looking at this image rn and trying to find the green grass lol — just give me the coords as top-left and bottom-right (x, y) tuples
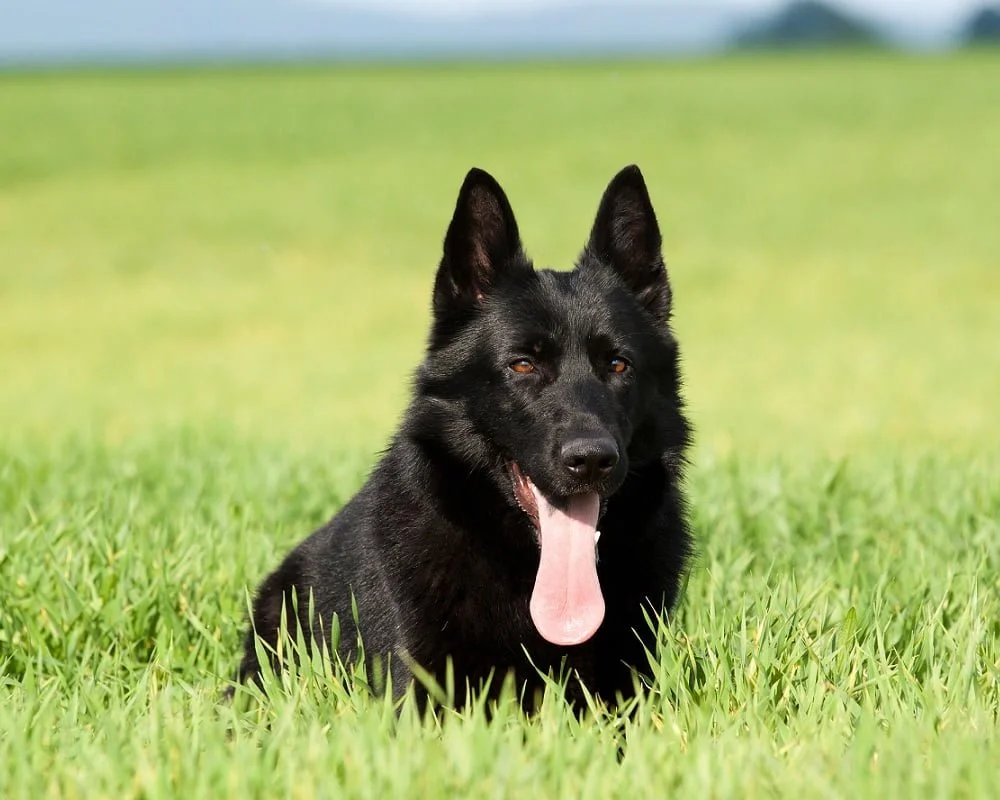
(2, 52), (999, 797)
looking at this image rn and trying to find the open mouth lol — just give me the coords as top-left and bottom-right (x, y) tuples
(509, 462), (606, 647)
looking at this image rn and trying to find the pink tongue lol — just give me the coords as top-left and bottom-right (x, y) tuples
(528, 484), (605, 646)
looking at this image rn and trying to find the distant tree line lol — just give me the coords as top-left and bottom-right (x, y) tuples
(735, 1), (1000, 48)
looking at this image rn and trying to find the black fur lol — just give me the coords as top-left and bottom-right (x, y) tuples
(237, 165), (691, 707)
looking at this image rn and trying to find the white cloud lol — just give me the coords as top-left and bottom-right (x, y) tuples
(308, 0), (984, 24)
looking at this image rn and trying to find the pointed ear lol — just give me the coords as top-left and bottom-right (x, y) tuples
(433, 168), (526, 315)
(586, 165), (671, 319)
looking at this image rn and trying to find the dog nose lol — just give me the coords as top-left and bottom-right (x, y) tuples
(560, 436), (619, 483)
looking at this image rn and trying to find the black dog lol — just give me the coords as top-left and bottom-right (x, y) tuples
(237, 165), (691, 707)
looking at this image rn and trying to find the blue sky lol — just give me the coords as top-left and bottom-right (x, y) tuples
(0, 0), (987, 64)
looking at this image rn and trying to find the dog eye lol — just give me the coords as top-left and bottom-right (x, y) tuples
(510, 359), (536, 374)
(609, 356), (630, 374)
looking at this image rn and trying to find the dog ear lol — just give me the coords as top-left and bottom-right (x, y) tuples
(434, 168), (526, 315)
(586, 165), (671, 320)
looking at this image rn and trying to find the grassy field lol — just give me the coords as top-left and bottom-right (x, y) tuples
(1, 53), (999, 797)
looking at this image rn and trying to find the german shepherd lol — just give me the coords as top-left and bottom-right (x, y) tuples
(237, 165), (691, 707)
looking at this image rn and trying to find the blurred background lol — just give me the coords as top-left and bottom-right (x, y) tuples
(2, 1), (998, 458)
(3, 1), (999, 63)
